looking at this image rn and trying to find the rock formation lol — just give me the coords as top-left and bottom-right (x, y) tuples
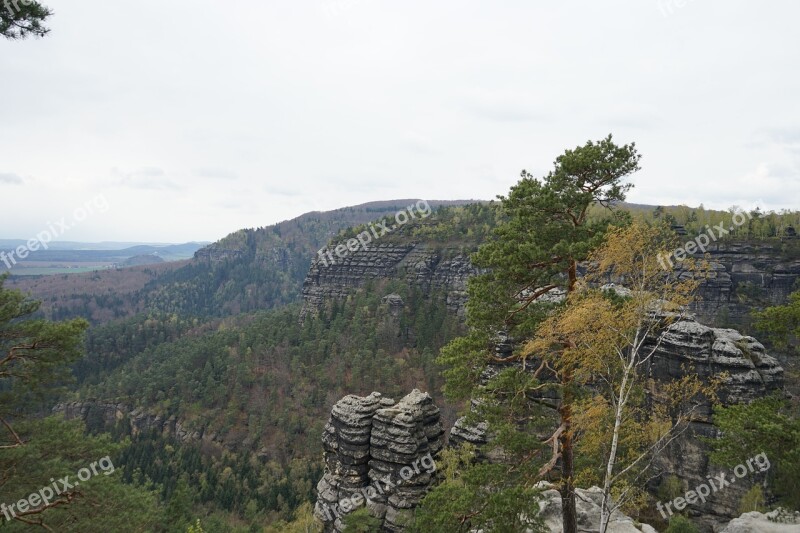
(449, 313), (785, 529)
(301, 241), (479, 320)
(689, 241), (800, 326)
(719, 510), (800, 533)
(313, 390), (444, 532)
(644, 318), (784, 528)
(54, 401), (216, 446)
(536, 483), (658, 533)
(301, 236), (800, 328)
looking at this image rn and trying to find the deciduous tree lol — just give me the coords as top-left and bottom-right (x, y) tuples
(524, 222), (715, 532)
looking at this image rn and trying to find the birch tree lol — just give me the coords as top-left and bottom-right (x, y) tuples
(524, 222), (717, 533)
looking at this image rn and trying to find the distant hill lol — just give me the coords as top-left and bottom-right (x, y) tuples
(8, 200), (480, 322)
(0, 241), (207, 266)
(0, 239), (209, 251)
(122, 254), (166, 267)
(17, 198), (789, 324)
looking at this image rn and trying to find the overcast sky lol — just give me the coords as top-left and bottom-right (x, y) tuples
(1, 1), (799, 242)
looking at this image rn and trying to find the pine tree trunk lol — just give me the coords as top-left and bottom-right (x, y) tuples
(560, 398), (577, 533)
(561, 259), (579, 533)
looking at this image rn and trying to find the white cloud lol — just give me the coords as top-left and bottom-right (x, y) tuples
(0, 0), (798, 241)
(112, 167), (182, 191)
(0, 173), (23, 185)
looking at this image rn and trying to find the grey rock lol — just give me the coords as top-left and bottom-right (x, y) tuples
(720, 510), (800, 533)
(301, 241), (479, 320)
(535, 483), (658, 533)
(314, 389), (443, 532)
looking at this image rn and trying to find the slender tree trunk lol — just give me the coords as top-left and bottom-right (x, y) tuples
(601, 334), (639, 533)
(600, 366), (628, 533)
(561, 259), (579, 533)
(560, 387), (577, 533)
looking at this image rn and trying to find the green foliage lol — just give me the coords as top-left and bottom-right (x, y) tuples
(71, 281), (462, 525)
(753, 290), (800, 350)
(343, 507), (382, 532)
(739, 485), (767, 515)
(624, 204), (800, 241)
(76, 312), (200, 385)
(264, 501), (321, 532)
(187, 519), (205, 533)
(0, 273), (89, 420)
(705, 396), (800, 509)
(657, 475), (684, 503)
(664, 514), (699, 533)
(428, 135), (641, 531)
(411, 446), (544, 533)
(466, 134), (637, 341)
(116, 429), (322, 526)
(0, 0), (51, 39)
(0, 417), (163, 531)
(0, 276), (165, 530)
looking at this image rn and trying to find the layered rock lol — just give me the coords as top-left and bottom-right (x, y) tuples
(644, 318), (785, 528)
(685, 241), (800, 326)
(302, 236), (800, 329)
(450, 314), (785, 528)
(536, 483), (658, 533)
(720, 510), (800, 533)
(301, 242), (478, 320)
(54, 401), (211, 445)
(314, 390), (443, 532)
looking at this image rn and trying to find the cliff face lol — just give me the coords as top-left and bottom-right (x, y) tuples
(313, 390), (444, 532)
(690, 241), (800, 325)
(644, 317), (784, 525)
(54, 401), (218, 446)
(448, 314), (785, 529)
(301, 241), (478, 320)
(302, 237), (800, 330)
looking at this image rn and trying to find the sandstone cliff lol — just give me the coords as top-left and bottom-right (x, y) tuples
(313, 390), (444, 532)
(301, 241), (478, 320)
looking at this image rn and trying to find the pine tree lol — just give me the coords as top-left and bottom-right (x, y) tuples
(434, 135), (640, 532)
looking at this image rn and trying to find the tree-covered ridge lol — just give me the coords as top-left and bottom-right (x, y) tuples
(335, 202), (497, 248)
(79, 283), (460, 453)
(614, 203), (800, 241)
(13, 200), (480, 324)
(56, 279), (464, 529)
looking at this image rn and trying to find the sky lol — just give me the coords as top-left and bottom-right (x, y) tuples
(1, 0), (799, 243)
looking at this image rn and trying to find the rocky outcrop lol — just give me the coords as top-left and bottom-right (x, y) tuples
(449, 314), (786, 528)
(303, 237), (800, 329)
(381, 293), (405, 316)
(646, 318), (784, 407)
(645, 318), (784, 527)
(301, 242), (478, 320)
(193, 245), (246, 263)
(313, 390), (444, 532)
(54, 401), (213, 445)
(536, 483), (658, 533)
(686, 241), (800, 326)
(720, 510), (800, 532)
